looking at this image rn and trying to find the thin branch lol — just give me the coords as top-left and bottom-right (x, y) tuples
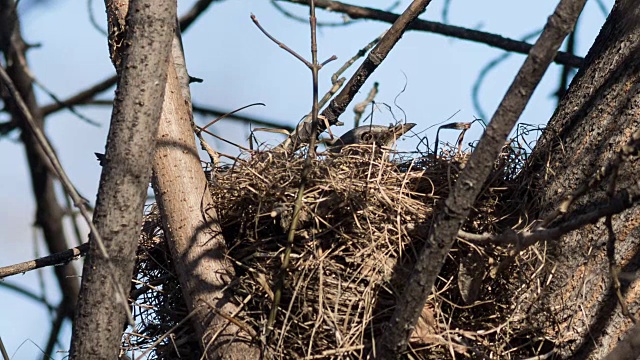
(538, 124), (640, 229)
(178, 0), (218, 31)
(496, 190), (638, 250)
(0, 242), (88, 279)
(271, 0), (353, 27)
(39, 0), (218, 117)
(251, 14), (313, 68)
(40, 75), (117, 116)
(43, 302), (67, 359)
(353, 82), (378, 128)
(281, 31), (384, 148)
(267, 0), (327, 336)
(0, 281), (56, 311)
(0, 0), (81, 319)
(0, 65), (133, 324)
(0, 337), (8, 360)
(195, 103), (295, 130)
(284, 0), (584, 68)
(472, 29), (543, 120)
(198, 102), (266, 131)
(87, 0), (108, 36)
(376, 0), (587, 357)
(282, 0), (435, 151)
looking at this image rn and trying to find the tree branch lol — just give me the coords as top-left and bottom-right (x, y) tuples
(38, 0), (218, 117)
(69, 0), (176, 357)
(0, 243), (88, 279)
(282, 0), (434, 151)
(284, 0), (584, 68)
(0, 0), (80, 320)
(375, 0), (587, 357)
(193, 103), (295, 131)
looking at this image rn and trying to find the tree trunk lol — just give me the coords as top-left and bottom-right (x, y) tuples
(69, 0), (175, 358)
(526, 0), (640, 357)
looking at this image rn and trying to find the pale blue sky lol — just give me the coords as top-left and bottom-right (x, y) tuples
(0, 0), (611, 358)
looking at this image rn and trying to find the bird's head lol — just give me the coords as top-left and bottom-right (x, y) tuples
(328, 123), (416, 153)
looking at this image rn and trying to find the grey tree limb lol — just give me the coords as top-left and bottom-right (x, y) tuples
(285, 0), (584, 68)
(374, 0), (588, 357)
(68, 0), (176, 358)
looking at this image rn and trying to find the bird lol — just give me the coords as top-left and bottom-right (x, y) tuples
(328, 123), (416, 153)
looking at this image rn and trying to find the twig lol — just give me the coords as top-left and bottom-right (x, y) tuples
(285, 0), (584, 68)
(31, 76), (101, 126)
(178, 0), (217, 32)
(487, 189), (640, 276)
(260, 0), (332, 337)
(472, 29), (543, 120)
(283, 0), (435, 152)
(0, 66), (134, 324)
(251, 14), (313, 68)
(194, 103), (294, 130)
(0, 337), (9, 360)
(43, 302), (67, 359)
(40, 75), (117, 115)
(271, 0), (352, 27)
(39, 0), (217, 117)
(0, 282), (56, 312)
(353, 82), (378, 127)
(87, 0), (108, 36)
(196, 125), (252, 152)
(281, 31), (384, 149)
(376, 0), (587, 357)
(66, 99), (294, 131)
(0, 242), (89, 279)
(331, 31), (384, 86)
(199, 102), (266, 131)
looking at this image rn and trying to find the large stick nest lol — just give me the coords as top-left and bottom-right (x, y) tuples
(124, 143), (552, 359)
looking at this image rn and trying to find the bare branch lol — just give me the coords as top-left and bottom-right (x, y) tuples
(376, 0), (587, 357)
(39, 0), (218, 117)
(0, 0), (80, 319)
(251, 13), (313, 68)
(69, 0), (176, 357)
(283, 0), (434, 151)
(179, 0), (217, 31)
(353, 82), (378, 127)
(40, 75), (117, 116)
(194, 103), (294, 130)
(0, 281), (55, 311)
(284, 0), (584, 68)
(0, 243), (88, 279)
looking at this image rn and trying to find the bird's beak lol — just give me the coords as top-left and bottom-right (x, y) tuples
(392, 123), (416, 137)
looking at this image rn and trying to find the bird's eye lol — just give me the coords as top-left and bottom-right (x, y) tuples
(361, 132), (373, 143)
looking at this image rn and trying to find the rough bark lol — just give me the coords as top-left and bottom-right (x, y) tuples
(102, 0), (259, 358)
(68, 0), (175, 358)
(376, 0), (587, 357)
(526, 0), (640, 358)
